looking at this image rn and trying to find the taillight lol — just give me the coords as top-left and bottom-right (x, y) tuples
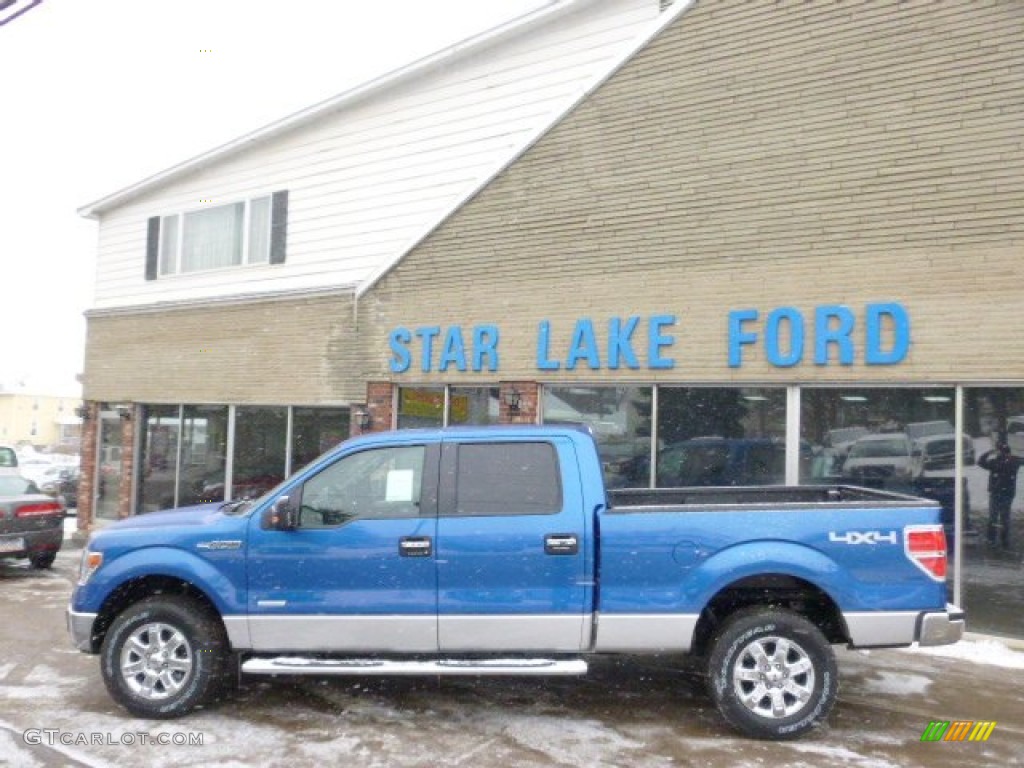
(905, 524), (947, 581)
(15, 501), (64, 518)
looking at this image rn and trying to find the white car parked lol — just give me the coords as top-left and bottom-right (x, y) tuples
(842, 433), (914, 487)
(910, 433), (976, 477)
(16, 456), (57, 487)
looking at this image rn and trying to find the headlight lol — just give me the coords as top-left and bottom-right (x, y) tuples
(78, 550), (103, 585)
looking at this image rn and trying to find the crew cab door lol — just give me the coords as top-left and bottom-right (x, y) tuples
(246, 440), (440, 652)
(435, 437), (589, 652)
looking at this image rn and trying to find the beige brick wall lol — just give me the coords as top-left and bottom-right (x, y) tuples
(362, 0), (1024, 385)
(83, 292), (363, 404)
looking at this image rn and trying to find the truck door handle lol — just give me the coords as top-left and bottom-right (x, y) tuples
(544, 534), (578, 555)
(399, 537), (432, 557)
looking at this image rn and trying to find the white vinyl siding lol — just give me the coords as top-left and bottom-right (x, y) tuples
(87, 0), (660, 310)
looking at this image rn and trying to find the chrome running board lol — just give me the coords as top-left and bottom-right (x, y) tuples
(241, 656), (588, 677)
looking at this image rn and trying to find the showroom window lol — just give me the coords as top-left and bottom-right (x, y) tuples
(137, 405), (182, 513)
(656, 387), (786, 488)
(396, 386), (500, 428)
(232, 406), (287, 501)
(397, 387), (445, 429)
(136, 404), (350, 512)
(449, 387), (500, 426)
(800, 388), (957, 489)
(176, 405), (229, 507)
(962, 386), (1024, 639)
(292, 407), (350, 470)
(543, 386), (652, 489)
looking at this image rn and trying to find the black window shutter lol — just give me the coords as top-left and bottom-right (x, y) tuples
(145, 216), (160, 280)
(270, 190), (288, 265)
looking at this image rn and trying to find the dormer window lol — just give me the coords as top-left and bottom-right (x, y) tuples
(145, 190), (287, 279)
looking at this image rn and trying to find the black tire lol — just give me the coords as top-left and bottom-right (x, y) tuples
(707, 608), (837, 740)
(28, 551), (56, 569)
(100, 595), (229, 718)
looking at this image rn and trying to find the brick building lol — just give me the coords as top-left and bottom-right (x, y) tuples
(77, 1), (1024, 638)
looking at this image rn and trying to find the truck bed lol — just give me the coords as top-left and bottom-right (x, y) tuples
(607, 484), (940, 510)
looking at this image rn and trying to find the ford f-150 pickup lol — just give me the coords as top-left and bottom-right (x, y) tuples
(68, 425), (964, 739)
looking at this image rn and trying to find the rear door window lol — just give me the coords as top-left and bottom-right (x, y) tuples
(450, 442), (562, 516)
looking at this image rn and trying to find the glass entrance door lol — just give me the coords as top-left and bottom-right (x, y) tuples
(95, 413), (125, 520)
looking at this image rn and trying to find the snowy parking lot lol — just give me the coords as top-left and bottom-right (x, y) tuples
(1, 547), (1022, 768)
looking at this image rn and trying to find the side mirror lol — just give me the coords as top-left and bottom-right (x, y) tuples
(263, 495), (299, 531)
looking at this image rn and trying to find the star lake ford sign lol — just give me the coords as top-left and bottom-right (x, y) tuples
(387, 302), (910, 374)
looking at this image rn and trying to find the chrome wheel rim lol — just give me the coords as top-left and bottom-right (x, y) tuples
(120, 622), (194, 700)
(731, 635), (816, 719)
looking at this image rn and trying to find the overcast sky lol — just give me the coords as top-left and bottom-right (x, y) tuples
(0, 0), (547, 396)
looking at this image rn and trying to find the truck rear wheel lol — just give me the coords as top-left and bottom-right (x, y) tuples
(100, 595), (229, 718)
(707, 608), (837, 740)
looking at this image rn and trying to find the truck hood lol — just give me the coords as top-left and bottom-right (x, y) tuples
(102, 504), (229, 531)
(90, 503), (252, 556)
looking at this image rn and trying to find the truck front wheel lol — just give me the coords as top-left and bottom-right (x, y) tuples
(100, 595), (228, 718)
(708, 608), (837, 740)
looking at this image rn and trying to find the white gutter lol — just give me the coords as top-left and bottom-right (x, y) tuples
(84, 283), (358, 318)
(77, 0), (573, 219)
(354, 0), (697, 299)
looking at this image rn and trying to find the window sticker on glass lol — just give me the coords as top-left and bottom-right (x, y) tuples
(386, 469), (415, 502)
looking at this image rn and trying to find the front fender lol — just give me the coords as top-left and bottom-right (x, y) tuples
(73, 546), (244, 616)
(684, 540), (845, 611)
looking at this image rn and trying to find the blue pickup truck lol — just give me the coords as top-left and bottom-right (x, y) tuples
(68, 425), (963, 740)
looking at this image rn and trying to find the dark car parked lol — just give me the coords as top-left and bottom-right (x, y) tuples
(656, 437), (789, 487)
(41, 466), (80, 510)
(0, 471), (65, 568)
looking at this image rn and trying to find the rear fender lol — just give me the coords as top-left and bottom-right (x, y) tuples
(684, 541), (844, 611)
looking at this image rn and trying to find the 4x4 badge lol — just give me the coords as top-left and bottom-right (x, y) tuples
(829, 530), (898, 545)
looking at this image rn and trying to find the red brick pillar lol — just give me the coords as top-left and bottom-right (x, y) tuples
(117, 407), (136, 519)
(353, 381), (395, 435)
(500, 381), (540, 425)
(76, 402), (98, 540)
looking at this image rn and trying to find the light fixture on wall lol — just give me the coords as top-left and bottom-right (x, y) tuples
(75, 404), (90, 421)
(504, 388), (522, 413)
(114, 404), (133, 421)
(356, 410), (372, 430)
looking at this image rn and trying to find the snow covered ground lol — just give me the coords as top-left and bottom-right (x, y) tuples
(1, 550), (1022, 768)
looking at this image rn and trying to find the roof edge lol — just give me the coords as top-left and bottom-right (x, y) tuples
(77, 0), (574, 219)
(85, 283), (357, 318)
(354, 0), (697, 300)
